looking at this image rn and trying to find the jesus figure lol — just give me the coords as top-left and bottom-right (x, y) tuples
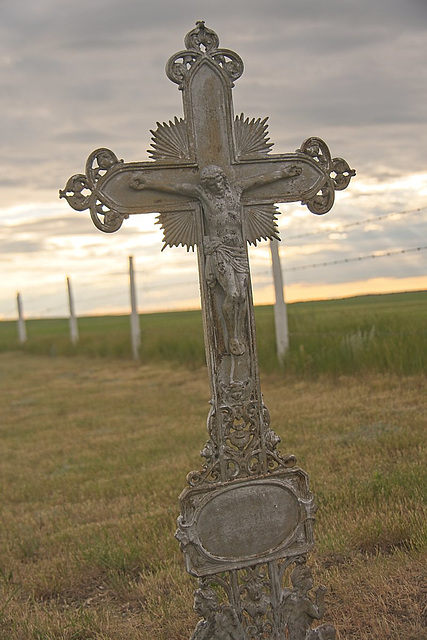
(129, 163), (301, 355)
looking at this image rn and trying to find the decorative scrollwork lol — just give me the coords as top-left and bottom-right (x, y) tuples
(302, 184), (335, 216)
(219, 387), (262, 480)
(187, 463), (221, 488)
(59, 148), (126, 233)
(262, 404), (297, 470)
(166, 21), (244, 89)
(298, 137), (332, 172)
(331, 157), (356, 190)
(166, 51), (202, 87)
(90, 199), (127, 234)
(297, 138), (355, 215)
(186, 390), (296, 487)
(59, 174), (92, 211)
(85, 148), (121, 185)
(211, 49), (244, 82)
(187, 427), (221, 487)
(184, 21), (220, 52)
(187, 555), (333, 640)
(186, 377), (296, 486)
(241, 565), (272, 636)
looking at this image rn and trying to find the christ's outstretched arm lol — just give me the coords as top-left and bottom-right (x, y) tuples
(129, 174), (198, 198)
(239, 164), (302, 193)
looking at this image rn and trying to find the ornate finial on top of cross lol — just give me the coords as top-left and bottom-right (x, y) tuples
(185, 21), (220, 52)
(166, 20), (244, 88)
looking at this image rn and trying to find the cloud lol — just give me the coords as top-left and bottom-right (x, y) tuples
(0, 0), (426, 317)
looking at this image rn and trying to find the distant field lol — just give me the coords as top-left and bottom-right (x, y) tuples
(1, 291), (426, 375)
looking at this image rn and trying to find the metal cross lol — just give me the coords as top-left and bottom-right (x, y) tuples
(60, 21), (354, 640)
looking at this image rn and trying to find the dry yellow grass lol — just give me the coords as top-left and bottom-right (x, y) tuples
(0, 352), (425, 639)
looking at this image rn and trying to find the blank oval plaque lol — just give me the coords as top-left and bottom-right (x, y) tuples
(197, 482), (299, 559)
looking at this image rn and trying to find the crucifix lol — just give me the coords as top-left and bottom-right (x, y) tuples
(60, 22), (354, 640)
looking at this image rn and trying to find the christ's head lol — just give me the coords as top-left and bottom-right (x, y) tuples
(200, 165), (228, 197)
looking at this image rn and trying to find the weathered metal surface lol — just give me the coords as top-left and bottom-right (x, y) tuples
(60, 20), (355, 639)
(177, 468), (315, 577)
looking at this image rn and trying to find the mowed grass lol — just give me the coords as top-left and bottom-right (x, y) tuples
(0, 292), (426, 638)
(0, 290), (426, 375)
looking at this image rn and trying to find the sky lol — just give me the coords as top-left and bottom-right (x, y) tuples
(1, 0), (426, 320)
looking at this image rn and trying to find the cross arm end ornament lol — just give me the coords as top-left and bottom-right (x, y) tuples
(296, 137), (356, 215)
(59, 148), (127, 233)
(238, 137), (355, 217)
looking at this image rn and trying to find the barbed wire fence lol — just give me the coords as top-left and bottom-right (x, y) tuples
(3, 204), (427, 358)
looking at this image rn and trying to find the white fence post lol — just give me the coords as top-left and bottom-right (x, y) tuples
(67, 276), (79, 345)
(129, 256), (141, 360)
(16, 292), (27, 344)
(269, 240), (289, 364)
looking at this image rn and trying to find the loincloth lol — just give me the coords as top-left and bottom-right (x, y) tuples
(204, 239), (249, 286)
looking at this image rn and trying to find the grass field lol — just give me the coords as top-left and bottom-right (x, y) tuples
(1, 291), (426, 376)
(0, 292), (426, 639)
